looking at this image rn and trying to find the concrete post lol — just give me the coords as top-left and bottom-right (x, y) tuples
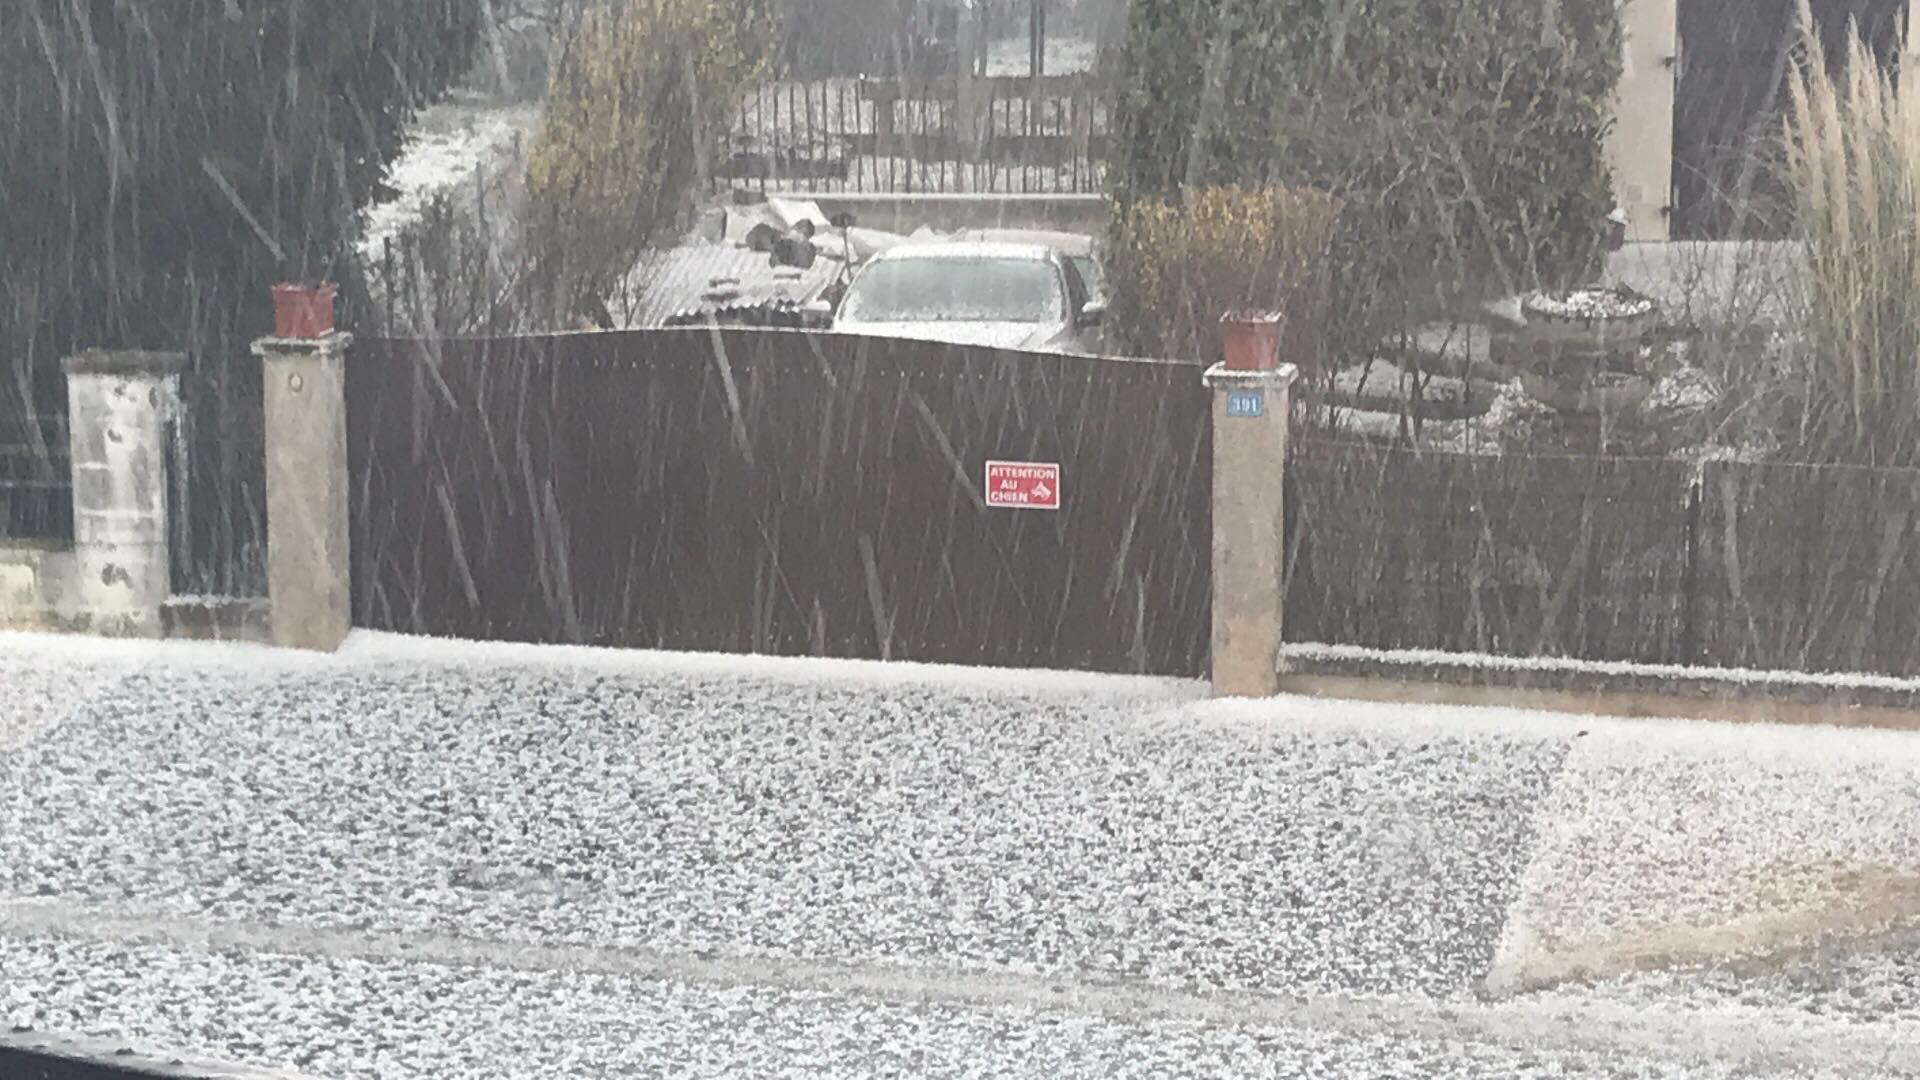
(61, 350), (184, 636)
(1202, 361), (1298, 697)
(253, 332), (352, 651)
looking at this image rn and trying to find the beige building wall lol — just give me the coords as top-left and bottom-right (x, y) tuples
(1910, 0), (1920, 70)
(1608, 0), (1679, 241)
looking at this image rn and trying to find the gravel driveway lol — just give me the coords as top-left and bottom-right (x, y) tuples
(2, 632), (1915, 1078)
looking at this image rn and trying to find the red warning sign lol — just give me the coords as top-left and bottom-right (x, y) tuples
(985, 460), (1061, 510)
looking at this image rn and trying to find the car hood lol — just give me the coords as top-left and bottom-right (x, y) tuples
(833, 320), (1066, 351)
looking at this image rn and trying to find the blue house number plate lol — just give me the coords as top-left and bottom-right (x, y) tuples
(1226, 389), (1264, 418)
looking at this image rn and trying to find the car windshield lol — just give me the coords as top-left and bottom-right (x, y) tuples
(840, 256), (1064, 323)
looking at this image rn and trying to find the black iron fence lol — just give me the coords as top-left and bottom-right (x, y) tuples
(0, 381), (264, 594)
(0, 413), (72, 542)
(167, 361), (268, 599)
(720, 75), (1108, 194)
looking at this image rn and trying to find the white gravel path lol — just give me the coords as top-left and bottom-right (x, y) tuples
(3, 934), (1887, 1080)
(3, 631), (1917, 1078)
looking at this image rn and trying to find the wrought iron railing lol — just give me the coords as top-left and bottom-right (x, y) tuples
(0, 413), (73, 542)
(719, 74), (1108, 195)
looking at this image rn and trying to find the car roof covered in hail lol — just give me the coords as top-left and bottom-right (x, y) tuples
(863, 241), (1062, 265)
(950, 229), (1096, 256)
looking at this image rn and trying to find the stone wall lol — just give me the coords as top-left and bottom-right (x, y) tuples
(0, 351), (182, 636)
(0, 541), (78, 631)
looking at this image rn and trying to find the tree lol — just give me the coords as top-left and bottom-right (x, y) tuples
(0, 0), (482, 587)
(524, 0), (770, 317)
(1110, 0), (1621, 358)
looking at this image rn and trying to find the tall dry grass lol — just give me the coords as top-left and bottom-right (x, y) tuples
(1783, 0), (1920, 467)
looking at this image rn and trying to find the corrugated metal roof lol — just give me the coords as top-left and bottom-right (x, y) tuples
(617, 243), (844, 327)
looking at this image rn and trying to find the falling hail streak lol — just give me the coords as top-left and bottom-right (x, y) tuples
(859, 533), (893, 661)
(199, 157), (286, 262)
(704, 326), (753, 467)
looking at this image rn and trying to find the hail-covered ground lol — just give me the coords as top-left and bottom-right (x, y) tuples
(2, 632), (1917, 1078)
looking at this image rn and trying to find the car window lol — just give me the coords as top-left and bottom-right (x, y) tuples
(839, 257), (1066, 323)
(1061, 256), (1090, 314)
(1067, 255), (1104, 301)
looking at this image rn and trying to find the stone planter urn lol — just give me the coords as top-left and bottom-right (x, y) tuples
(1518, 367), (1654, 414)
(1514, 286), (1657, 415)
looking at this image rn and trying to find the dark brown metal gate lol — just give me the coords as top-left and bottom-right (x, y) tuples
(346, 329), (1212, 676)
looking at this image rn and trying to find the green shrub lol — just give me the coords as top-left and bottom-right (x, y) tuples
(1110, 0), (1621, 362)
(1105, 186), (1340, 373)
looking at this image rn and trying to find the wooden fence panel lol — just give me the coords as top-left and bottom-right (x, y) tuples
(1286, 442), (1694, 664)
(346, 329), (1211, 676)
(1697, 461), (1920, 676)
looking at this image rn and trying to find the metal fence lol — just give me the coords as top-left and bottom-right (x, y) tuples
(0, 413), (73, 542)
(167, 363), (268, 598)
(346, 328), (1210, 676)
(720, 75), (1108, 194)
(1287, 440), (1920, 678)
(1695, 459), (1920, 676)
(1, 381), (265, 593)
(342, 336), (1919, 681)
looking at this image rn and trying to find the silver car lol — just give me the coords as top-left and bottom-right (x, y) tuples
(830, 241), (1106, 353)
(948, 228), (1105, 307)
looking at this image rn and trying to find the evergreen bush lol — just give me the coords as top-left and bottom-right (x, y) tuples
(1108, 0), (1622, 365)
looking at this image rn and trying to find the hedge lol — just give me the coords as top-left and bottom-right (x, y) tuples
(1105, 186), (1340, 372)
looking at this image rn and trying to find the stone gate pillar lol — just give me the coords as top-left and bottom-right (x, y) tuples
(1202, 359), (1298, 697)
(61, 350), (184, 636)
(254, 332), (352, 651)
